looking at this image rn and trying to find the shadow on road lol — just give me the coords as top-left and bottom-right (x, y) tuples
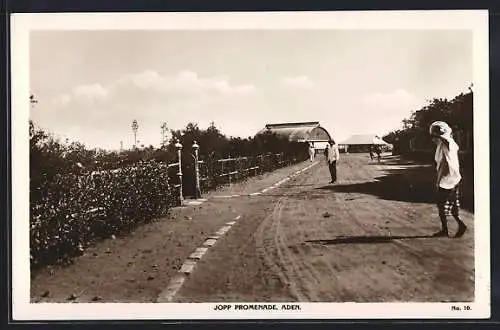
(283, 183), (318, 187)
(318, 168), (435, 204)
(367, 155), (422, 166)
(317, 161), (474, 212)
(306, 234), (440, 245)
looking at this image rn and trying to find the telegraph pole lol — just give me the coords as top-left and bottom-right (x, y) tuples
(30, 94), (38, 108)
(132, 119), (138, 148)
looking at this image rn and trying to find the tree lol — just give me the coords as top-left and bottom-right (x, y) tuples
(161, 122), (168, 148)
(384, 89), (473, 154)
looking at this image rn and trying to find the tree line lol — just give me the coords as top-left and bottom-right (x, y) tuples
(383, 89), (473, 156)
(30, 120), (308, 184)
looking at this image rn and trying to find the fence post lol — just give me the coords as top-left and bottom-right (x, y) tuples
(228, 156), (232, 186)
(175, 139), (184, 204)
(192, 141), (201, 199)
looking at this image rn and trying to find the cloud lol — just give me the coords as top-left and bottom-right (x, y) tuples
(108, 70), (257, 96)
(34, 70), (260, 148)
(117, 70), (166, 91)
(50, 70), (258, 107)
(44, 69), (258, 120)
(281, 76), (315, 89)
(175, 70), (256, 95)
(73, 83), (109, 99)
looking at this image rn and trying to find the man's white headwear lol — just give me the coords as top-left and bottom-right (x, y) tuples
(429, 121), (453, 143)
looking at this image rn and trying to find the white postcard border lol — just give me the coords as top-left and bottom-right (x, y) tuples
(11, 10), (490, 320)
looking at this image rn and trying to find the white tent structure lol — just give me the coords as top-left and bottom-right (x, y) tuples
(339, 134), (392, 153)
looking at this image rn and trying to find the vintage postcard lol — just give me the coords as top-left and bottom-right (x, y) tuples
(11, 10), (490, 320)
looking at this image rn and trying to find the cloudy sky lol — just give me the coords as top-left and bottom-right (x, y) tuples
(30, 29), (472, 150)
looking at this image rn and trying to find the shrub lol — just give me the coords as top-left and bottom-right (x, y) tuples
(30, 160), (174, 268)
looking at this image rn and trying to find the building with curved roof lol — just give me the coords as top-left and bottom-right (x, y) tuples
(257, 121), (332, 144)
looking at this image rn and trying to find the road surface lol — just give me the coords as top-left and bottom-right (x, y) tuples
(31, 153), (474, 303)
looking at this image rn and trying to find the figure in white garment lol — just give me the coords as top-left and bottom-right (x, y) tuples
(429, 121), (467, 238)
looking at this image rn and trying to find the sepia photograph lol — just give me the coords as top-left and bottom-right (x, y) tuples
(11, 10), (490, 320)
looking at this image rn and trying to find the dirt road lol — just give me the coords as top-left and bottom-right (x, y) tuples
(31, 154), (474, 303)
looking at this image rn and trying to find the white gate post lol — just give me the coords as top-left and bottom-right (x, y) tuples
(175, 139), (183, 204)
(192, 141), (201, 199)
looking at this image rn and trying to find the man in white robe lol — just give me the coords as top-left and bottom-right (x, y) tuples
(429, 121), (467, 238)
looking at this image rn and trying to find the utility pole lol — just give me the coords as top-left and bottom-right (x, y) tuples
(132, 119), (138, 149)
(30, 94), (38, 108)
(161, 122), (168, 148)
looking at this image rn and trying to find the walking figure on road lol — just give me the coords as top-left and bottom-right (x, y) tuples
(430, 121), (467, 238)
(324, 139), (340, 183)
(308, 142), (315, 162)
(374, 145), (382, 162)
(369, 145), (374, 160)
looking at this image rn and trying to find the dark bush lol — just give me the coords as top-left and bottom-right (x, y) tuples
(30, 161), (174, 268)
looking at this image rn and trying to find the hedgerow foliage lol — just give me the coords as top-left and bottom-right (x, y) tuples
(30, 121), (309, 268)
(169, 123), (309, 195)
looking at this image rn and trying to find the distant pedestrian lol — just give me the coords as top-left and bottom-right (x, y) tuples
(308, 142), (315, 162)
(429, 121), (466, 238)
(374, 145), (382, 162)
(324, 139), (340, 183)
(369, 145), (374, 160)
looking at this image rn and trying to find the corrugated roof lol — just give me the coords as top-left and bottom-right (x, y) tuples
(340, 134), (389, 145)
(257, 121), (331, 142)
(265, 122), (320, 129)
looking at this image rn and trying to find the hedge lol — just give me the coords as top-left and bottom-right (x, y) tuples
(30, 160), (175, 268)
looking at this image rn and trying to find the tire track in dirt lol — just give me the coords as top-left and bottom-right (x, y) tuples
(257, 154), (474, 302)
(273, 198), (323, 301)
(271, 198), (318, 301)
(287, 177), (365, 301)
(280, 166), (339, 301)
(254, 197), (305, 301)
(255, 163), (331, 301)
(329, 162), (423, 300)
(256, 162), (355, 302)
(265, 156), (391, 301)
(304, 165), (382, 301)
(286, 195), (332, 288)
